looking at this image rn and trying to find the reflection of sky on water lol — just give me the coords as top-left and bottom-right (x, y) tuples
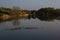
(0, 18), (60, 40)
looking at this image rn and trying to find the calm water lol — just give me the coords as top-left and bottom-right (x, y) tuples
(0, 18), (60, 40)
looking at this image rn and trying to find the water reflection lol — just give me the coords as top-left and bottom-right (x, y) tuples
(0, 13), (60, 31)
(0, 13), (60, 23)
(13, 18), (20, 27)
(5, 27), (39, 31)
(28, 13), (60, 21)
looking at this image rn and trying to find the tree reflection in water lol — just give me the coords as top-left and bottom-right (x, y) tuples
(13, 18), (20, 27)
(6, 17), (39, 31)
(2, 12), (60, 31)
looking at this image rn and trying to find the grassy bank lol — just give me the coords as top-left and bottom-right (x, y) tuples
(0, 7), (29, 21)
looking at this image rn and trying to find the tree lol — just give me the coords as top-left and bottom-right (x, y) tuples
(12, 6), (21, 17)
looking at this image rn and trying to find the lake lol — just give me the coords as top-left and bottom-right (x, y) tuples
(0, 17), (60, 40)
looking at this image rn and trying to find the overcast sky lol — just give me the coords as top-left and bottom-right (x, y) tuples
(0, 0), (60, 10)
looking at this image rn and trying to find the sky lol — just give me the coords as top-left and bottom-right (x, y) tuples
(0, 0), (60, 10)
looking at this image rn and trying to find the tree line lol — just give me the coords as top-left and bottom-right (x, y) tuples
(0, 7), (60, 21)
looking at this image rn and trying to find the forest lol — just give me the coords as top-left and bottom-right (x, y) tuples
(0, 7), (60, 21)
